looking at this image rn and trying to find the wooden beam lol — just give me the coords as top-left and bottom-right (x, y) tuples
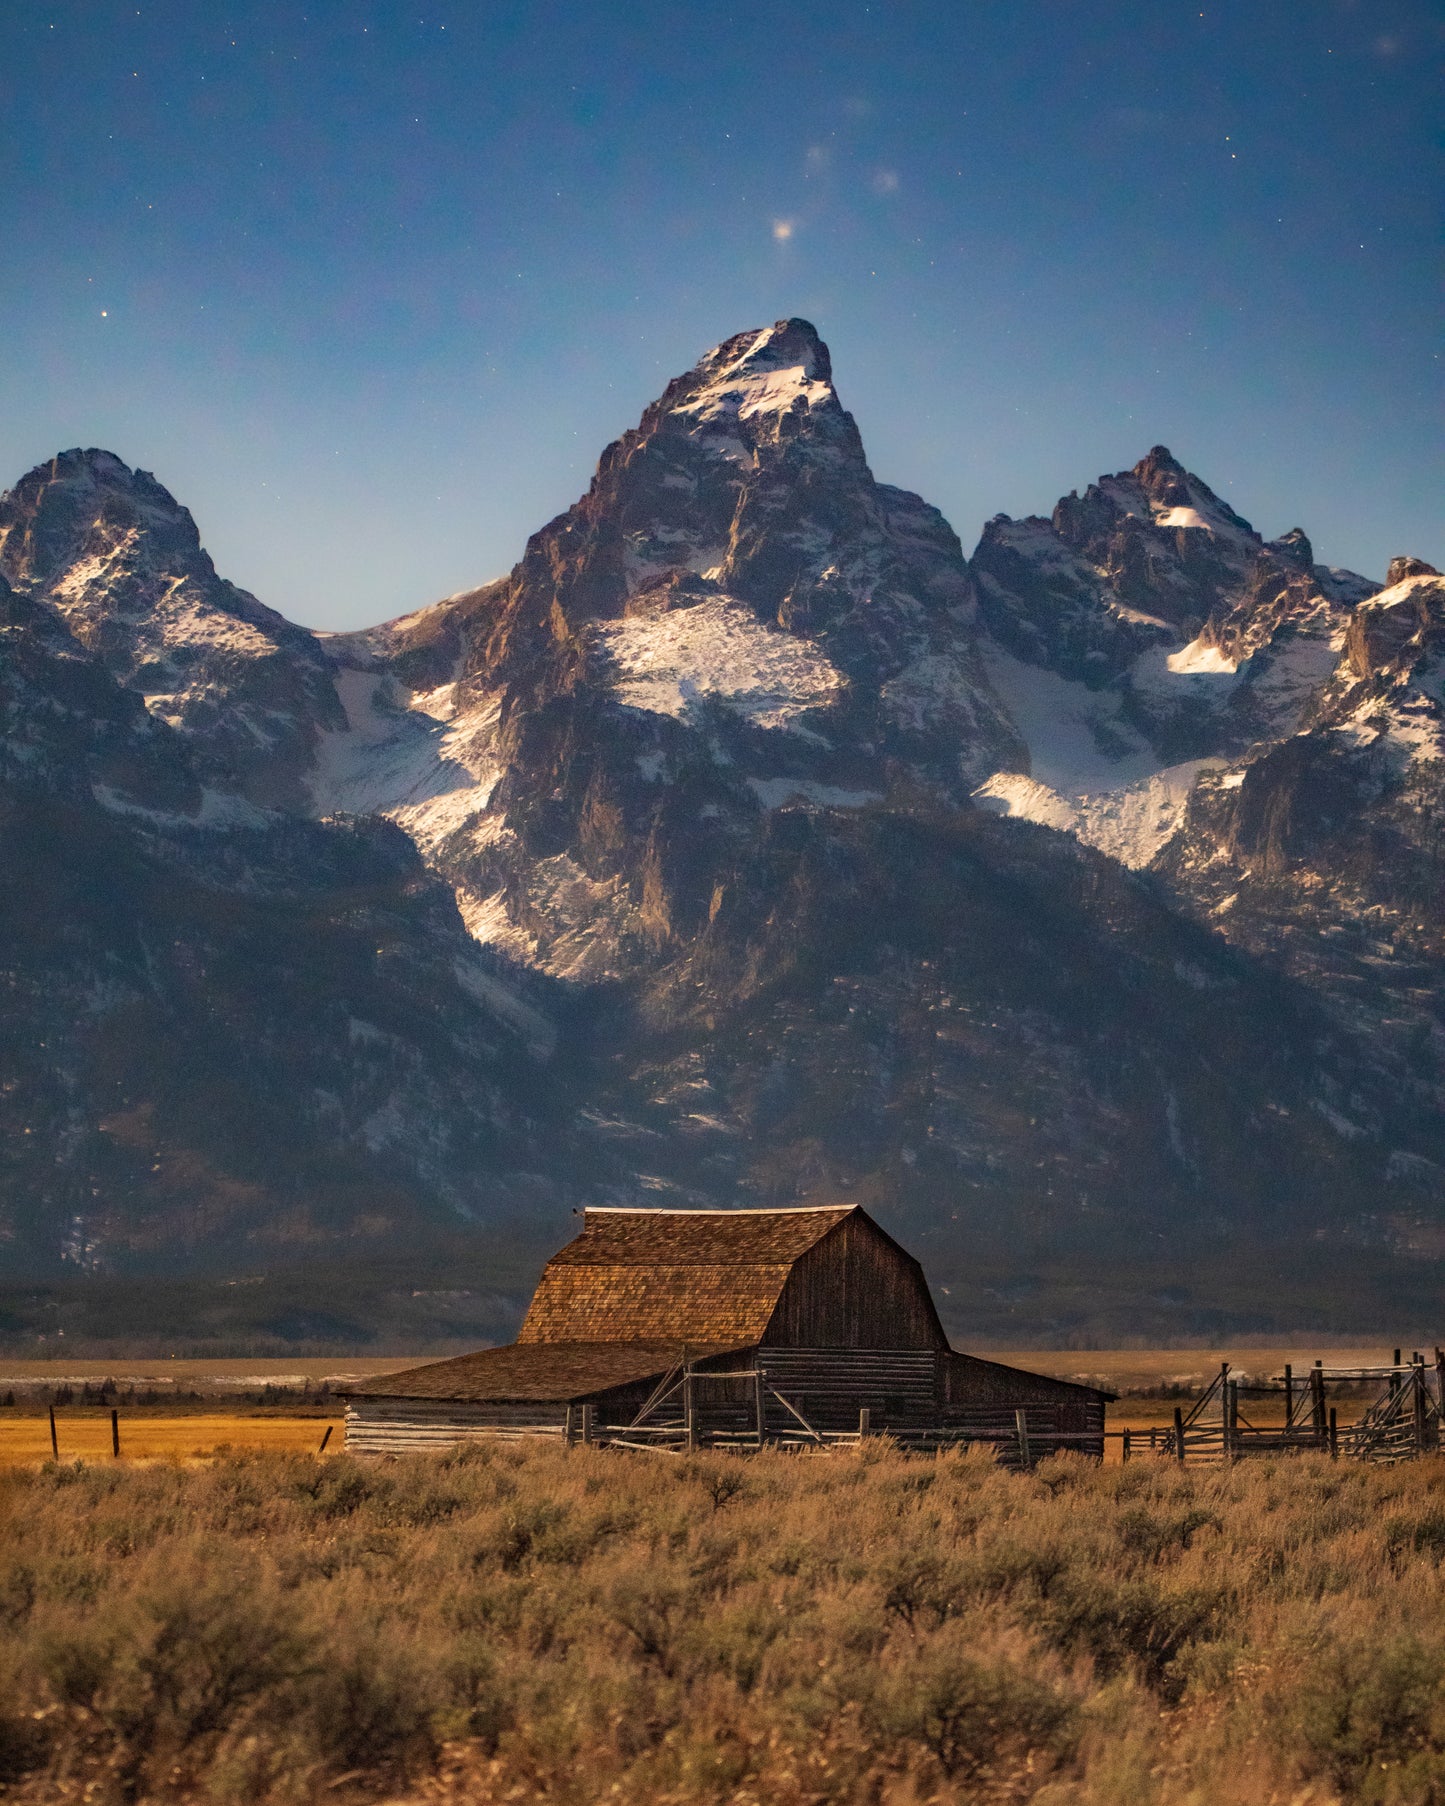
(768, 1388), (822, 1444)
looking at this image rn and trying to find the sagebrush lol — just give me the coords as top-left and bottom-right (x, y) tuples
(1, 1444), (1443, 1804)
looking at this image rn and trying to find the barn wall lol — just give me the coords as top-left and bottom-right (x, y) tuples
(761, 1214), (948, 1350)
(756, 1348), (940, 1429)
(942, 1352), (1104, 1408)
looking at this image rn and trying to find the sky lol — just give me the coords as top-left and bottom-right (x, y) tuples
(1, 0), (1439, 630)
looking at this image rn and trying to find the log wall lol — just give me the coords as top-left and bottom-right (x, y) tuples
(346, 1398), (568, 1455)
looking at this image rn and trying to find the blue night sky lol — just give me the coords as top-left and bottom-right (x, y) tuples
(2, 0), (1439, 629)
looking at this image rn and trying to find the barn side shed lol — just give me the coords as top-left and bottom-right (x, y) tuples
(346, 1205), (1111, 1458)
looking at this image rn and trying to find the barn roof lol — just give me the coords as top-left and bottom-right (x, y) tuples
(516, 1205), (855, 1345)
(348, 1340), (748, 1404)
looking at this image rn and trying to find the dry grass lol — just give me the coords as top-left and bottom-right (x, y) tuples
(0, 1415), (342, 1468)
(1, 1445), (1443, 1805)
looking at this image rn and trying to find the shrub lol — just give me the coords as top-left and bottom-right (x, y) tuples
(1, 1443), (1442, 1802)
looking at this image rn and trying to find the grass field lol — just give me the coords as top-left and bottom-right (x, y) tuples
(2, 1442), (1443, 1804)
(0, 1413), (343, 1467)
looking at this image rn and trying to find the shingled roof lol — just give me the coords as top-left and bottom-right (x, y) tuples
(349, 1341), (748, 1404)
(516, 1206), (855, 1346)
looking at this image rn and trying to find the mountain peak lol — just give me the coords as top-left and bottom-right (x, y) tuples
(699, 317), (831, 386)
(1135, 444), (1183, 479)
(0, 447), (204, 596)
(1387, 555), (1440, 586)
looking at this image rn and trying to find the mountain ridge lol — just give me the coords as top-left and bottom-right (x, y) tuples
(3, 321), (1441, 1345)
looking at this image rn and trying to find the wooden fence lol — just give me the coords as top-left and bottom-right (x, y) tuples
(1116, 1348), (1445, 1466)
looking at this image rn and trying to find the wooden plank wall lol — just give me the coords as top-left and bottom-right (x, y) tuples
(763, 1214), (947, 1350)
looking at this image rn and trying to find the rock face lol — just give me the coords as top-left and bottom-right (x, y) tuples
(968, 446), (1378, 868)
(0, 451), (344, 809)
(1158, 570), (1445, 1200)
(2, 321), (1442, 1341)
(0, 565), (565, 1281)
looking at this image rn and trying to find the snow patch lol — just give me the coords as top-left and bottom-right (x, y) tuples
(972, 759), (1218, 869)
(1167, 638), (1238, 676)
(309, 670), (501, 825)
(597, 595), (844, 732)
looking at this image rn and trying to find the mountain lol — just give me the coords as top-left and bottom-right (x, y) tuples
(1158, 563), (1445, 1191)
(969, 446), (1378, 867)
(2, 323), (1441, 1345)
(0, 559), (569, 1318)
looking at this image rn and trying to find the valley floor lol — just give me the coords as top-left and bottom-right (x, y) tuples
(2, 1440), (1443, 1803)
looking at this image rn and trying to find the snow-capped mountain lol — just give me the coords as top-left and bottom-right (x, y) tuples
(2, 322), (1441, 1341)
(969, 446), (1378, 867)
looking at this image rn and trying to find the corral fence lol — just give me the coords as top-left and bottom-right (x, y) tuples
(1113, 1348), (1445, 1467)
(557, 1358), (1090, 1468)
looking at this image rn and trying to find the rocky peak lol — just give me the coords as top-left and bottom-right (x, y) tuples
(1387, 555), (1440, 586)
(0, 448), (217, 599)
(1268, 527), (1315, 569)
(696, 316), (831, 386)
(0, 449), (343, 810)
(472, 320), (1019, 775)
(1344, 571), (1445, 683)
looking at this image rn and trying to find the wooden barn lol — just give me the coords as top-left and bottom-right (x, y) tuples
(345, 1205), (1111, 1460)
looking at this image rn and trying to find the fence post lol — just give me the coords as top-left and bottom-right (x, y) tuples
(564, 1403), (577, 1448)
(683, 1370), (696, 1451)
(1015, 1408), (1032, 1470)
(1224, 1380), (1238, 1459)
(1435, 1349), (1445, 1446)
(1311, 1363), (1326, 1444)
(111, 1409), (120, 1460)
(754, 1370), (765, 1448)
(48, 1404), (58, 1461)
(858, 1406), (871, 1440)
(581, 1403), (595, 1446)
(1122, 1427), (1131, 1463)
(1413, 1358), (1428, 1453)
(1173, 1405), (1186, 1462)
(1328, 1407), (1339, 1459)
(1283, 1363), (1294, 1430)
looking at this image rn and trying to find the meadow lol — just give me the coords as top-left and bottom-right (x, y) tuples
(1, 1443), (1443, 1805)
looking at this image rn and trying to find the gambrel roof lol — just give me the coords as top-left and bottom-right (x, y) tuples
(516, 1205), (855, 1346)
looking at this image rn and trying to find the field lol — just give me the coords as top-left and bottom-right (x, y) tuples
(2, 1441), (1444, 1805)
(0, 1413), (342, 1466)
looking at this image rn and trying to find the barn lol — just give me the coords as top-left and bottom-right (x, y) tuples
(345, 1205), (1111, 1459)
